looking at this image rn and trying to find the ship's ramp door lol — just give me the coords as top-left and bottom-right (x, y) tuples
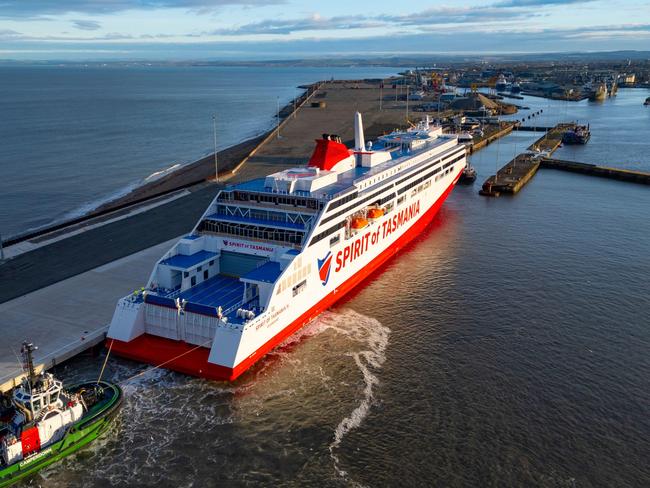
(219, 251), (267, 278)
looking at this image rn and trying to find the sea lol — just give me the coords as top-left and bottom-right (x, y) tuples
(3, 67), (649, 487)
(0, 65), (398, 239)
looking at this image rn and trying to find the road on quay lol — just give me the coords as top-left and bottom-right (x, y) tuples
(0, 184), (220, 305)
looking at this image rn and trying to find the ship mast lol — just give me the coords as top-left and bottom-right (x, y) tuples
(21, 341), (37, 390)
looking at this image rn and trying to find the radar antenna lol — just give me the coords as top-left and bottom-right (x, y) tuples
(21, 341), (38, 389)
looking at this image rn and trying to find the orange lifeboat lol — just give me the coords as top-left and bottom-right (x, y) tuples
(350, 216), (369, 230)
(367, 207), (384, 220)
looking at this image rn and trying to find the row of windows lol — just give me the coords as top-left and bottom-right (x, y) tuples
(215, 205), (310, 226)
(394, 149), (465, 188)
(277, 264), (312, 294)
(321, 186), (388, 226)
(321, 149), (464, 228)
(310, 152), (464, 246)
(219, 191), (323, 210)
(397, 154), (464, 195)
(327, 191), (358, 212)
(309, 219), (347, 246)
(200, 220), (304, 245)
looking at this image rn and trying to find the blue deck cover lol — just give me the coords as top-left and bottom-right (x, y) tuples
(241, 261), (282, 284)
(179, 274), (244, 311)
(160, 250), (217, 269)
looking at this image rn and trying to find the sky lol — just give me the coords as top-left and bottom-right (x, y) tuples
(1, 0), (649, 60)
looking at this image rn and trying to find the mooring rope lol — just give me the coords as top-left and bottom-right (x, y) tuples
(118, 338), (214, 385)
(96, 339), (114, 384)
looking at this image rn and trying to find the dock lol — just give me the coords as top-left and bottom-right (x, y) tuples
(0, 238), (178, 391)
(540, 158), (650, 185)
(480, 123), (574, 195)
(468, 121), (515, 154)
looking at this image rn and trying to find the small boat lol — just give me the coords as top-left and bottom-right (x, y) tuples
(459, 163), (477, 184)
(0, 343), (122, 487)
(644, 97), (650, 106)
(562, 124), (591, 144)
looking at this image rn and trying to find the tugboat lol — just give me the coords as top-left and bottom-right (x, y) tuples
(0, 343), (122, 487)
(562, 124), (591, 144)
(459, 162), (477, 184)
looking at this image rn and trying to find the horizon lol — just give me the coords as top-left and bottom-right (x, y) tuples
(1, 0), (650, 61)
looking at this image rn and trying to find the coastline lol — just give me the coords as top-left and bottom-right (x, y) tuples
(2, 82), (323, 249)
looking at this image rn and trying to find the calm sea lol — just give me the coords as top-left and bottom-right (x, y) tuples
(6, 73), (650, 487)
(0, 65), (397, 239)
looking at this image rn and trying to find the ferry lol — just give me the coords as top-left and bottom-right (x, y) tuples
(495, 74), (508, 92)
(107, 113), (466, 381)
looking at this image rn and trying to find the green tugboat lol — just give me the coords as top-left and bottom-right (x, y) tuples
(0, 343), (122, 487)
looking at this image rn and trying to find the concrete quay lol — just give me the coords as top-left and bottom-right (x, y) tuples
(540, 158), (650, 185)
(0, 238), (177, 391)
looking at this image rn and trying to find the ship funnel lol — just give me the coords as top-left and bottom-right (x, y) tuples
(354, 112), (365, 151)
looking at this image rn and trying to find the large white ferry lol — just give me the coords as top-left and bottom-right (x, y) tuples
(107, 113), (466, 380)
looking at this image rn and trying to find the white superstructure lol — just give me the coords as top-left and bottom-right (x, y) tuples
(107, 113), (466, 380)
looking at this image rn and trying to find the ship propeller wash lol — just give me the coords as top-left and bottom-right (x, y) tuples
(107, 113), (467, 381)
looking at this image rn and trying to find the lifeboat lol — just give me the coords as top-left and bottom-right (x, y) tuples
(350, 216), (369, 230)
(366, 207), (384, 220)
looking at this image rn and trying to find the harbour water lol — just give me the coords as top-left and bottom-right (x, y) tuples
(5, 76), (650, 486)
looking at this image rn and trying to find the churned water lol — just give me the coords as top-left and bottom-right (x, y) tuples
(5, 74), (650, 486)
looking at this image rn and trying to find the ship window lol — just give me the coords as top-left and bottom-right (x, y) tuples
(330, 234), (340, 247)
(292, 280), (307, 296)
(209, 260), (214, 266)
(191, 276), (196, 287)
(44, 411), (58, 420)
(31, 399), (41, 410)
(197, 266), (202, 272)
(184, 271), (189, 278)
(204, 270), (209, 280)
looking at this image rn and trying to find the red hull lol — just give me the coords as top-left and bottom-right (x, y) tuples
(111, 171), (461, 381)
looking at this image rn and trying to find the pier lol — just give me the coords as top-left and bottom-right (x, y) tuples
(468, 121), (515, 154)
(480, 123), (650, 196)
(540, 158), (650, 185)
(480, 123), (572, 195)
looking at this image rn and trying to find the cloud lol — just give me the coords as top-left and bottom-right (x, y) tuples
(208, 0), (602, 37)
(493, 0), (593, 6)
(72, 19), (101, 30)
(0, 29), (23, 40)
(210, 6), (540, 36)
(211, 14), (384, 35)
(0, 0), (284, 18)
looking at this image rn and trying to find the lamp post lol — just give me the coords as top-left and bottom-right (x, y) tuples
(212, 115), (219, 183)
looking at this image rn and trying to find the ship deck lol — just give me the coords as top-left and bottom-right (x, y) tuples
(231, 135), (458, 201)
(178, 274), (244, 312)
